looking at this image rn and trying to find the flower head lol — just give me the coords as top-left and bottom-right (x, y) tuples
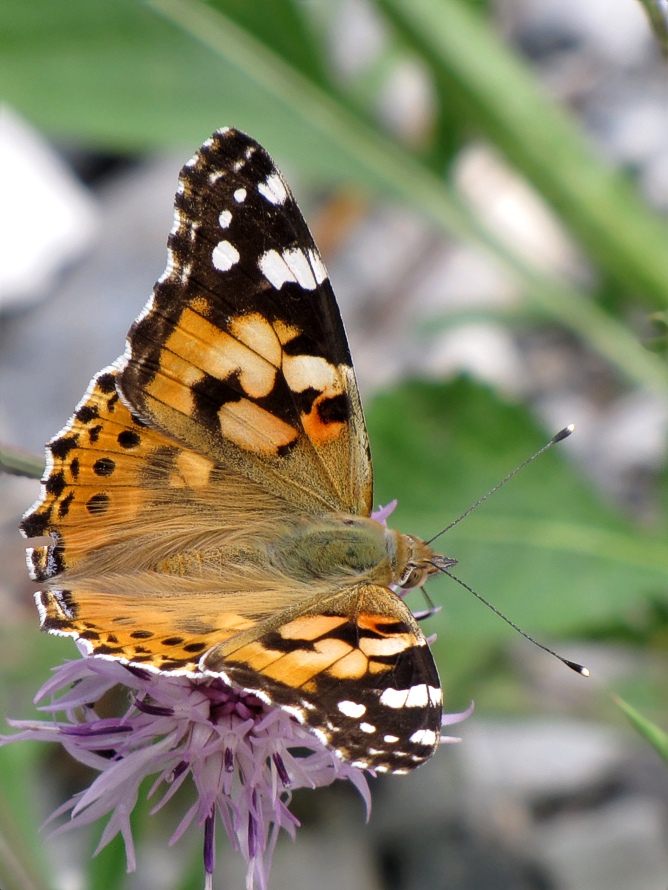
(2, 651), (470, 888)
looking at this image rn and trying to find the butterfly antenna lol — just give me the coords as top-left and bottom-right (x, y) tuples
(425, 425), (575, 547)
(443, 568), (589, 676)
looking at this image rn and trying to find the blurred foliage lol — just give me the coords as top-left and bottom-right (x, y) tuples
(1, 0), (667, 887)
(616, 696), (668, 764)
(636, 0), (668, 56)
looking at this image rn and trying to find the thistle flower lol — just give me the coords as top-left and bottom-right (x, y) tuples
(1, 652), (470, 889)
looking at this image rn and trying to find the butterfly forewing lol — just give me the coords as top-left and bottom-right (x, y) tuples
(21, 127), (444, 774)
(120, 129), (372, 515)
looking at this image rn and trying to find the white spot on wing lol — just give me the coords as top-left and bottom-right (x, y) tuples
(258, 172), (288, 205)
(405, 684), (429, 708)
(383, 734), (399, 743)
(360, 722), (376, 734)
(308, 248), (328, 283)
(379, 688), (409, 709)
(380, 684), (433, 709)
(337, 700), (366, 718)
(409, 728), (437, 746)
(218, 210), (232, 229)
(258, 247), (318, 291)
(212, 240), (240, 272)
(234, 188), (247, 203)
(258, 250), (288, 289)
(428, 686), (442, 706)
(284, 248), (317, 289)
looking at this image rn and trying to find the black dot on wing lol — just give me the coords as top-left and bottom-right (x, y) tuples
(45, 471), (66, 498)
(50, 435), (78, 460)
(282, 333), (323, 358)
(79, 629), (101, 640)
(93, 457), (116, 476)
(118, 430), (141, 449)
(76, 405), (99, 424)
(97, 373), (117, 394)
(317, 394), (349, 425)
(86, 492), (111, 515)
(58, 491), (75, 518)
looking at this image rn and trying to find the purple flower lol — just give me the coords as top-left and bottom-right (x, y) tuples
(2, 653), (470, 889)
(2, 504), (471, 889)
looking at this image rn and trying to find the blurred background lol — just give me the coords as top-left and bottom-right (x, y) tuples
(1, 1), (667, 888)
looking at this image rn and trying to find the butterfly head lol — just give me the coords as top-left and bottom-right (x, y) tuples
(395, 534), (457, 590)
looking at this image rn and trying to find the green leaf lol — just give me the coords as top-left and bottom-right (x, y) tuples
(615, 696), (668, 764)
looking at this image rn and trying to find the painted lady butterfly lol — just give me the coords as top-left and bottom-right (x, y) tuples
(21, 129), (453, 773)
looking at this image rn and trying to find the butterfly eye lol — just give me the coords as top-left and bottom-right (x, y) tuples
(400, 566), (428, 589)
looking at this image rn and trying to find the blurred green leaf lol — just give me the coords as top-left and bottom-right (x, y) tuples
(615, 696), (668, 763)
(636, 0), (668, 56)
(0, 442), (43, 479)
(377, 0), (668, 309)
(0, 744), (52, 890)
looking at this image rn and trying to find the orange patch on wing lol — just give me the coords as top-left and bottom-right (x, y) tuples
(170, 449), (216, 488)
(325, 649), (369, 680)
(357, 614), (397, 635)
(229, 313), (282, 366)
(147, 351), (205, 416)
(273, 318), (301, 345)
(189, 294), (211, 315)
(312, 638), (353, 660)
(218, 399), (297, 454)
(224, 641), (285, 671)
(170, 307), (278, 398)
(301, 394), (346, 445)
(279, 614), (347, 641)
(262, 646), (349, 686)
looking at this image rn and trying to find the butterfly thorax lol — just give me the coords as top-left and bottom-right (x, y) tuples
(251, 514), (448, 590)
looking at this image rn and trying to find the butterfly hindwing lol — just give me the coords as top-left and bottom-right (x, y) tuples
(202, 583), (442, 772)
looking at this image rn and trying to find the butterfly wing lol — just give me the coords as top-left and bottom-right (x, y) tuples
(119, 128), (372, 515)
(21, 368), (288, 673)
(202, 582), (443, 772)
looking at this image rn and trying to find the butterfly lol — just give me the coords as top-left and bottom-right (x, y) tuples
(21, 128), (454, 774)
